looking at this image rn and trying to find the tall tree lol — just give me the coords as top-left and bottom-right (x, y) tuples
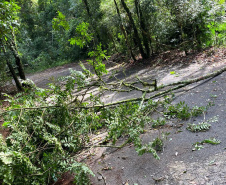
(113, 0), (136, 60)
(120, 0), (147, 59)
(134, 0), (150, 57)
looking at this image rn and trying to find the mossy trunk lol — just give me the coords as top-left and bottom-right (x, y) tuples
(8, 32), (26, 80)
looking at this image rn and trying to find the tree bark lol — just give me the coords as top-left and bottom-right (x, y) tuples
(120, 0), (147, 59)
(134, 0), (150, 58)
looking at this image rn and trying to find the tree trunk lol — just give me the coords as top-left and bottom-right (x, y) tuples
(6, 61), (23, 91)
(11, 48), (26, 80)
(113, 0), (136, 61)
(8, 32), (26, 80)
(120, 0), (146, 59)
(82, 0), (91, 17)
(1, 43), (23, 91)
(134, 0), (150, 58)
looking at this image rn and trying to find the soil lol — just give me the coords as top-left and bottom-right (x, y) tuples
(1, 47), (226, 185)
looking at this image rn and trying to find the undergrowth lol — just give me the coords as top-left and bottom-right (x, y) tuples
(0, 74), (213, 184)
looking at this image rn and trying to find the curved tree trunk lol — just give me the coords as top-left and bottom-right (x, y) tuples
(120, 0), (147, 59)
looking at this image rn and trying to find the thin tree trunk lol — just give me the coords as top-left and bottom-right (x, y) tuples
(120, 0), (146, 59)
(134, 0), (150, 58)
(2, 43), (23, 91)
(82, 0), (91, 16)
(113, 0), (136, 61)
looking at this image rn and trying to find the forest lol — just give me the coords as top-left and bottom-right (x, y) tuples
(0, 0), (226, 184)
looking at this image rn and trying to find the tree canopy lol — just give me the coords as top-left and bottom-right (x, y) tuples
(1, 0), (225, 76)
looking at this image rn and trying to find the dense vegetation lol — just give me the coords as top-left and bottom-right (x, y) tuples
(0, 0), (225, 184)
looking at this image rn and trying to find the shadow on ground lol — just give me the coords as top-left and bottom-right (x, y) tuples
(87, 70), (226, 185)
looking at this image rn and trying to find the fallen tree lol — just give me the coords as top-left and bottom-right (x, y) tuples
(1, 21), (225, 184)
(0, 60), (224, 184)
(1, 64), (225, 114)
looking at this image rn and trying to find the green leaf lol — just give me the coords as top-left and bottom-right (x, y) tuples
(0, 152), (13, 164)
(52, 11), (69, 31)
(68, 37), (76, 45)
(2, 121), (10, 127)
